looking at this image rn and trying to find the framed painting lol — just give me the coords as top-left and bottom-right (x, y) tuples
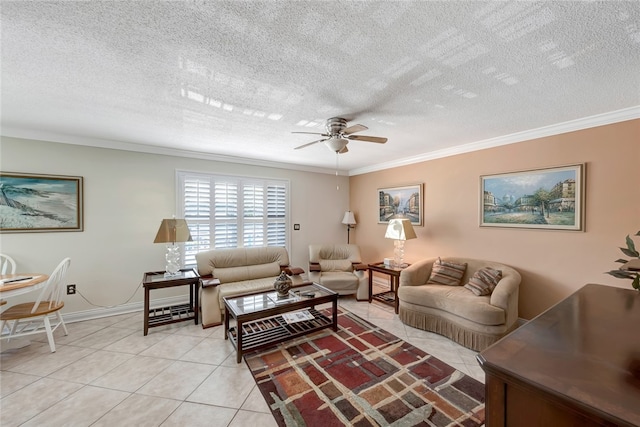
(0, 172), (84, 233)
(480, 164), (585, 231)
(378, 184), (422, 226)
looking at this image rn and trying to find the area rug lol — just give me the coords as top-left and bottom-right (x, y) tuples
(244, 308), (485, 427)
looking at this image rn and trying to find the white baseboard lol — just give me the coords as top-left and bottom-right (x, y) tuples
(61, 296), (189, 324)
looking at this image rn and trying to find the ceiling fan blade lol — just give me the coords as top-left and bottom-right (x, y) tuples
(292, 131), (329, 136)
(294, 138), (329, 150)
(342, 124), (367, 135)
(338, 146), (349, 154)
(346, 135), (387, 143)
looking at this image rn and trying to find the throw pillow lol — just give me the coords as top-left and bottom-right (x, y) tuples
(427, 258), (468, 286)
(319, 259), (353, 272)
(464, 267), (503, 296)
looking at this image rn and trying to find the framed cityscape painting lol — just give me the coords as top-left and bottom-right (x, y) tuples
(378, 184), (422, 226)
(0, 172), (84, 233)
(480, 164), (584, 231)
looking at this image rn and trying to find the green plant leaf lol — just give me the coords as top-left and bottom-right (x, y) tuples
(620, 247), (639, 258)
(626, 235), (638, 255)
(605, 270), (635, 279)
(632, 275), (640, 290)
(635, 230), (640, 236)
(615, 259), (628, 264)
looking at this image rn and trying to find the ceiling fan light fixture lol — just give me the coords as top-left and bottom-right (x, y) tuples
(325, 137), (348, 153)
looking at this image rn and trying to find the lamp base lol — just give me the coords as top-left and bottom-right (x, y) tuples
(164, 243), (181, 277)
(393, 239), (405, 268)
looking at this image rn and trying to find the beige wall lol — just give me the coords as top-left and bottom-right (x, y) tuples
(349, 119), (640, 319)
(0, 137), (350, 315)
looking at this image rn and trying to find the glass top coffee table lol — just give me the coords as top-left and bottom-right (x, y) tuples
(224, 282), (338, 363)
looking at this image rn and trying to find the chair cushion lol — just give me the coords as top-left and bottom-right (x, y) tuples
(427, 258), (467, 286)
(464, 267), (503, 296)
(317, 271), (359, 291)
(319, 259), (353, 272)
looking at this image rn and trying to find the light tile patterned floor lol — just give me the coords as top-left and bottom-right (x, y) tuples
(0, 297), (484, 426)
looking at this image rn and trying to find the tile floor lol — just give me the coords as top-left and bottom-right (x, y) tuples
(0, 297), (484, 427)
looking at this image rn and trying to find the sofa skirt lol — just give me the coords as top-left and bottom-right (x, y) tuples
(398, 304), (517, 352)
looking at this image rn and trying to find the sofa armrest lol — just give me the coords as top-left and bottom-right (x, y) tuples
(309, 263), (321, 272)
(201, 275), (221, 288)
(490, 267), (521, 325)
(353, 263), (368, 271)
(282, 266), (305, 276)
(399, 258), (437, 287)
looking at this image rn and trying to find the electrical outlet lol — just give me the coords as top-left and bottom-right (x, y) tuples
(66, 284), (76, 295)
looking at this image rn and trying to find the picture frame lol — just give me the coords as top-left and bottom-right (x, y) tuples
(0, 172), (84, 233)
(480, 164), (585, 231)
(378, 184), (423, 226)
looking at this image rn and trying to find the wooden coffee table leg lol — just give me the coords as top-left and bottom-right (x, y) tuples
(332, 297), (338, 331)
(236, 320), (243, 363)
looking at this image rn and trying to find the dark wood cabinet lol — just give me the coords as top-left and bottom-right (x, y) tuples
(477, 284), (640, 427)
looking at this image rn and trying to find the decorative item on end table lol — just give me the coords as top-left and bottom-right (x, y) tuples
(273, 271), (292, 297)
(341, 210), (356, 243)
(605, 230), (640, 290)
(153, 218), (192, 277)
(384, 218), (416, 268)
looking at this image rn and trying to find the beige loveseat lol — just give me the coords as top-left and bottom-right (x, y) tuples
(397, 257), (521, 351)
(196, 247), (304, 328)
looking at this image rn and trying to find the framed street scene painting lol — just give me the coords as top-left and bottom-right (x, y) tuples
(378, 184), (422, 226)
(480, 164), (584, 231)
(0, 172), (84, 233)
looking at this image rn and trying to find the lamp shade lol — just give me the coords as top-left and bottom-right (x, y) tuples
(342, 211), (356, 225)
(384, 218), (416, 241)
(153, 219), (193, 244)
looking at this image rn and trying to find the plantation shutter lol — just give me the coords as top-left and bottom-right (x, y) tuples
(177, 171), (289, 269)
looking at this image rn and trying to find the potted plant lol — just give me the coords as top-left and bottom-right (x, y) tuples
(605, 231), (640, 290)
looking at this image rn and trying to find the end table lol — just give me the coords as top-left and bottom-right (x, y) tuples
(142, 268), (200, 335)
(367, 262), (408, 314)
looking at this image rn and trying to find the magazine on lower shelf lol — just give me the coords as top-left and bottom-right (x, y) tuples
(282, 310), (315, 324)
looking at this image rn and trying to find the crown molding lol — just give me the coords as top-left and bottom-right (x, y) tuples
(348, 105), (640, 176)
(3, 105), (638, 178)
(0, 128), (343, 176)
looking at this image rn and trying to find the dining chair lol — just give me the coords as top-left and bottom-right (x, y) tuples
(0, 257), (71, 352)
(0, 253), (16, 275)
(0, 254), (16, 307)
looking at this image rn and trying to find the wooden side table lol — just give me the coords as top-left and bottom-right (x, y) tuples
(367, 262), (407, 314)
(142, 268), (200, 335)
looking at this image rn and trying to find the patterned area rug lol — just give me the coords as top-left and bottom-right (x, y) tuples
(244, 309), (485, 426)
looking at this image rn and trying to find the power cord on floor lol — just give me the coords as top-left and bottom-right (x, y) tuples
(73, 281), (143, 309)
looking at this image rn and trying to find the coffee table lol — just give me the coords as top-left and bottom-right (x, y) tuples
(224, 282), (338, 363)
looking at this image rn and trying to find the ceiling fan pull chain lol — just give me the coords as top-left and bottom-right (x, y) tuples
(336, 153), (340, 191)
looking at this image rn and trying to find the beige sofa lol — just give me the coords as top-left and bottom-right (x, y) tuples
(308, 244), (369, 301)
(397, 257), (521, 351)
(196, 247), (304, 328)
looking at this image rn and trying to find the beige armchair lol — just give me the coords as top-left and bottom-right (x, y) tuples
(308, 244), (369, 300)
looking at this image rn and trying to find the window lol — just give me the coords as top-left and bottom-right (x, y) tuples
(177, 171), (289, 269)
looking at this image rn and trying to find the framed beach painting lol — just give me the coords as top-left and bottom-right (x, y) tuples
(0, 172), (84, 233)
(480, 164), (585, 231)
(378, 184), (423, 226)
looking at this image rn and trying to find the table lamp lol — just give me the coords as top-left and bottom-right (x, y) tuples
(384, 218), (416, 268)
(154, 218), (193, 277)
(342, 211), (356, 243)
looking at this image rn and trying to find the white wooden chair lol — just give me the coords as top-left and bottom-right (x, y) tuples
(0, 253), (16, 275)
(0, 257), (71, 352)
(0, 254), (16, 307)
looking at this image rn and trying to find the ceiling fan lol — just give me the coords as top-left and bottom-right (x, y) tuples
(293, 117), (387, 154)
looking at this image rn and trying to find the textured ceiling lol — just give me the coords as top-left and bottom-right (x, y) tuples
(2, 1), (639, 174)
